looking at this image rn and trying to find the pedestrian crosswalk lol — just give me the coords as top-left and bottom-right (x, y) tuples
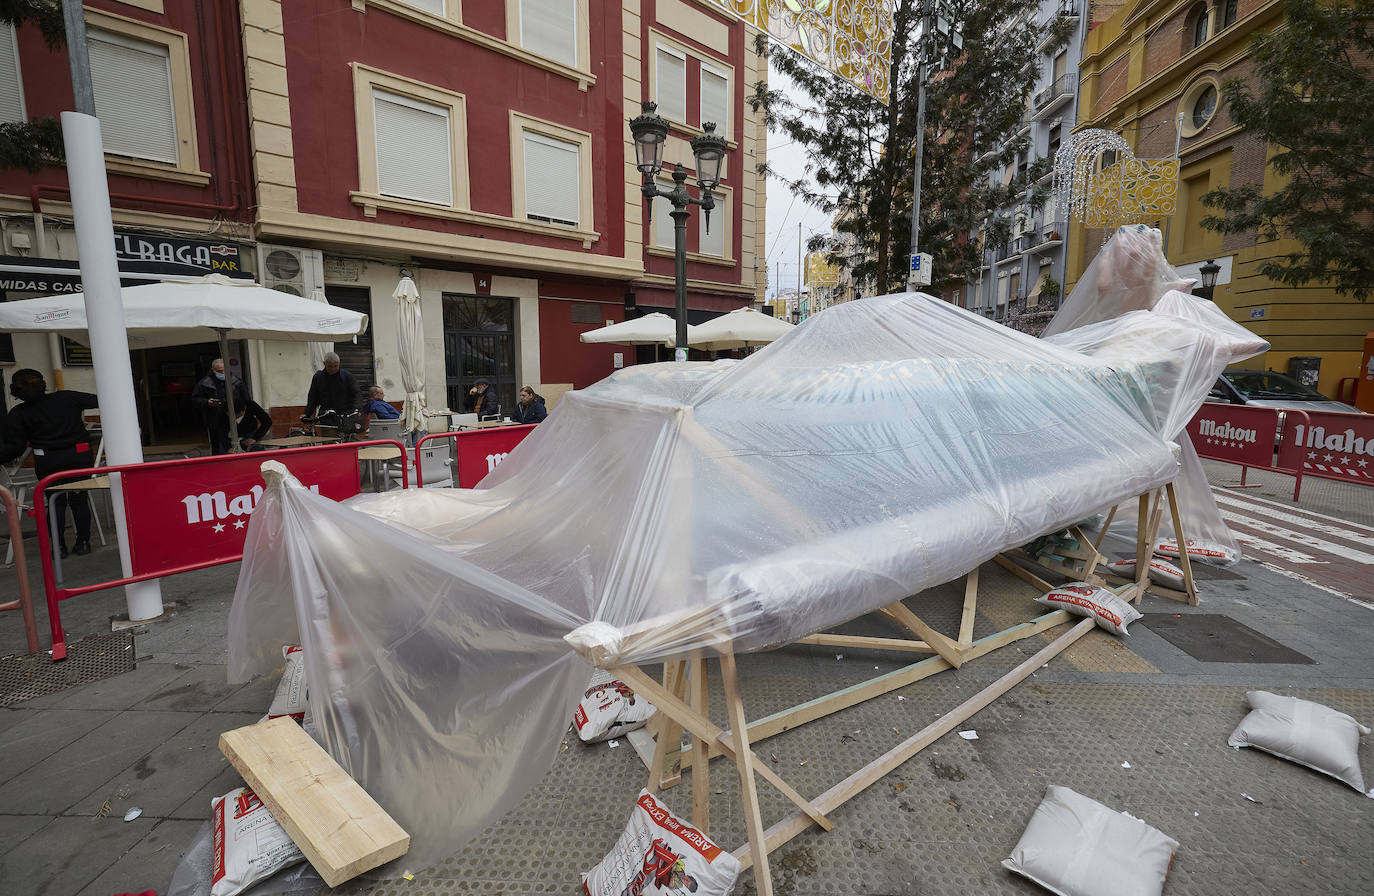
(1211, 488), (1374, 606)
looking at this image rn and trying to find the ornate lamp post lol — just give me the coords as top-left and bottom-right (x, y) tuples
(1198, 259), (1220, 301)
(629, 102), (728, 361)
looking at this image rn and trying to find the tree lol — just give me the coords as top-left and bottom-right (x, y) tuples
(1201, 0), (1374, 301)
(0, 0), (66, 172)
(755, 0), (1071, 294)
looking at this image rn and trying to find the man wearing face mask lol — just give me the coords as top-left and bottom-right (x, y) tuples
(192, 358), (271, 454)
(0, 369), (98, 557)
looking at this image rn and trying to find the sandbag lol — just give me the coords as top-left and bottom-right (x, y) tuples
(265, 645), (307, 722)
(1105, 557), (1185, 590)
(1003, 785), (1178, 896)
(574, 670), (657, 743)
(583, 790), (741, 895)
(1228, 691), (1372, 795)
(1035, 583), (1141, 635)
(210, 786), (307, 896)
(1153, 537), (1237, 566)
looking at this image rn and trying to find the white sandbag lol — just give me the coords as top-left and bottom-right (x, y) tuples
(1153, 537), (1237, 566)
(574, 670), (658, 743)
(265, 645), (307, 722)
(1003, 785), (1178, 896)
(210, 786), (307, 896)
(1228, 691), (1372, 795)
(1035, 583), (1142, 635)
(583, 790), (741, 896)
(1105, 557), (1185, 590)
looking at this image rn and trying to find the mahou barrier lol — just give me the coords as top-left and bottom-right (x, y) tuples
(414, 424), (536, 488)
(1188, 403), (1374, 500)
(32, 440), (407, 660)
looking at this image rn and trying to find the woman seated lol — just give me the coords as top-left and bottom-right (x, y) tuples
(511, 385), (548, 424)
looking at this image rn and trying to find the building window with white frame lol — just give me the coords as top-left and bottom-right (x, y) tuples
(87, 28), (178, 164)
(373, 89), (454, 206)
(700, 62), (729, 139)
(519, 0), (576, 67)
(655, 45), (687, 124)
(522, 131), (580, 227)
(0, 26), (24, 124)
(699, 193), (727, 257)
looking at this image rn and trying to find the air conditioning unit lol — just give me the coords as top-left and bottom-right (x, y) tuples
(256, 244), (324, 297)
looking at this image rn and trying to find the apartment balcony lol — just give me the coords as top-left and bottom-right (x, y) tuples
(1033, 74), (1075, 117)
(1014, 113), (1033, 137)
(1025, 223), (1065, 255)
(1036, 0), (1082, 49)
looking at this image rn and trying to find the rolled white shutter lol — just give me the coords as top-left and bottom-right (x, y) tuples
(523, 132), (579, 226)
(652, 179), (674, 248)
(0, 26), (24, 123)
(88, 30), (178, 164)
(374, 90), (453, 206)
(700, 67), (728, 137)
(655, 48), (686, 123)
(521, 0), (576, 67)
(699, 195), (726, 257)
(400, 0), (445, 14)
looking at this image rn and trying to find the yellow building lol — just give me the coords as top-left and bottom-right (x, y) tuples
(1070, 0), (1374, 399)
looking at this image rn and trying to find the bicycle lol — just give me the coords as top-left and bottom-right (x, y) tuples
(289, 409), (365, 443)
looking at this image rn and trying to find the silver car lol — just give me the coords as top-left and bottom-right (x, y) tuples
(1208, 370), (1362, 414)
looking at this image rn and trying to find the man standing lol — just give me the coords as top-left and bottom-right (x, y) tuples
(192, 359), (271, 454)
(0, 369), (97, 556)
(305, 352), (361, 421)
(465, 378), (499, 419)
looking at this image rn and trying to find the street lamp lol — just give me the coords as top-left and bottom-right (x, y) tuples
(629, 101), (728, 361)
(1198, 259), (1220, 300)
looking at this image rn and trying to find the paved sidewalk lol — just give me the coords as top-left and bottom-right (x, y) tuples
(1, 469), (1371, 895)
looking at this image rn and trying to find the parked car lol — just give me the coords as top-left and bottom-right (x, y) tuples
(1208, 370), (1362, 414)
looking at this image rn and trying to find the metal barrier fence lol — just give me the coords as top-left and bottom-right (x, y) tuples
(1187, 403), (1374, 500)
(414, 424), (536, 488)
(32, 440), (408, 660)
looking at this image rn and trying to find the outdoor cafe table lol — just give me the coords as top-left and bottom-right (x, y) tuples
(256, 435), (339, 449)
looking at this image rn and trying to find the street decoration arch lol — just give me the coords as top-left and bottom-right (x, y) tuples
(1053, 128), (1179, 228)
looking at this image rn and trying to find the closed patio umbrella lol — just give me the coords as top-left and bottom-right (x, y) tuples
(393, 274), (427, 434)
(685, 306), (795, 351)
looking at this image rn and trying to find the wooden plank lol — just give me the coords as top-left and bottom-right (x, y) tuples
(1164, 481), (1200, 606)
(733, 617), (1097, 870)
(881, 601), (965, 668)
(1092, 504), (1118, 553)
(219, 717), (409, 888)
(958, 567), (979, 647)
(720, 650), (774, 896)
(648, 660), (686, 791)
(689, 655), (711, 834)
(795, 633), (935, 654)
(993, 553), (1055, 593)
(1071, 526), (1103, 579)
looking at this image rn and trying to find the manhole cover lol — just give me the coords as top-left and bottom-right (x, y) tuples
(1140, 614), (1314, 664)
(0, 630), (137, 706)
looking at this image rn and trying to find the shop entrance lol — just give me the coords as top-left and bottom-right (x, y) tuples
(443, 294), (517, 415)
(130, 340), (249, 448)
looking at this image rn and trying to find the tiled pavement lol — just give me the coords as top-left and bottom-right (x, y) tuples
(1, 465), (1371, 895)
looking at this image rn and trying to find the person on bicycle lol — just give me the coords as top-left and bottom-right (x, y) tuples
(305, 352), (362, 423)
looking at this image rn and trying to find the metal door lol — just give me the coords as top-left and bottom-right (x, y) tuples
(443, 294), (516, 415)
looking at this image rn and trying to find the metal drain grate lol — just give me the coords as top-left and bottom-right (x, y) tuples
(0, 630), (136, 706)
(1140, 614), (1315, 664)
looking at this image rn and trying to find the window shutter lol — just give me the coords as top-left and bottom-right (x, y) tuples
(700, 67), (729, 137)
(652, 180), (675, 249)
(374, 90), (453, 206)
(699, 196), (726, 257)
(656, 48), (686, 123)
(0, 26), (23, 123)
(521, 0), (576, 67)
(400, 0), (445, 14)
(88, 30), (177, 164)
(523, 132), (580, 227)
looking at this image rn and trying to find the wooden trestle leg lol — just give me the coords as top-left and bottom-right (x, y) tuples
(689, 654), (710, 833)
(720, 650), (773, 896)
(647, 660), (686, 792)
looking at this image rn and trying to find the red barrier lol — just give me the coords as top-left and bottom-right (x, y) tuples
(1276, 408), (1374, 499)
(414, 425), (536, 488)
(1185, 403), (1279, 468)
(33, 440), (407, 660)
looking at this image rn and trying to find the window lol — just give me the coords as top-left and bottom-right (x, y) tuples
(88, 29), (178, 163)
(1221, 0), (1238, 29)
(699, 192), (727, 257)
(522, 132), (580, 227)
(1190, 5), (1209, 48)
(655, 46), (687, 124)
(510, 112), (593, 236)
(1009, 270), (1021, 300)
(651, 177), (676, 250)
(519, 0), (576, 67)
(1180, 77), (1221, 137)
(374, 90), (453, 206)
(400, 0), (444, 13)
(0, 26), (24, 123)
(700, 63), (729, 139)
(1190, 84), (1217, 130)
(1047, 123), (1061, 159)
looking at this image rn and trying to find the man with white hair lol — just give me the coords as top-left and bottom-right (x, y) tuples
(305, 351), (361, 420)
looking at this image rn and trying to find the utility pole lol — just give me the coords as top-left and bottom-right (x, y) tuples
(909, 3), (961, 290)
(797, 223), (803, 320)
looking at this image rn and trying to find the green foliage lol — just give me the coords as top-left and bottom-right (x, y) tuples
(0, 1), (66, 171)
(756, 0), (1053, 293)
(1038, 272), (1060, 298)
(0, 0), (65, 50)
(1201, 0), (1374, 300)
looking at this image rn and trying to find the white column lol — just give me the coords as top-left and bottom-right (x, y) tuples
(61, 111), (164, 622)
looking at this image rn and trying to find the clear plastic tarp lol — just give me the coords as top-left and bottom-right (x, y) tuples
(226, 243), (1265, 868)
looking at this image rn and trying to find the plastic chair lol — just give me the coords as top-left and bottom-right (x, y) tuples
(0, 461), (35, 567)
(385, 440), (454, 490)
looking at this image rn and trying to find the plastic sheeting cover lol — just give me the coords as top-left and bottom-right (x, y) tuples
(228, 283), (1249, 868)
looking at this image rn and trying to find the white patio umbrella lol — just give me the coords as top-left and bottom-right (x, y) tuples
(0, 273), (369, 448)
(393, 274), (427, 434)
(579, 312), (697, 346)
(307, 287), (333, 372)
(685, 306), (795, 350)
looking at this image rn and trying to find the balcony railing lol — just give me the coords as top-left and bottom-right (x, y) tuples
(1033, 74), (1075, 114)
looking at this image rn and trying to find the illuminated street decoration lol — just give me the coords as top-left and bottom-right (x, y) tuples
(709, 0), (896, 102)
(806, 252), (839, 287)
(1054, 128), (1178, 227)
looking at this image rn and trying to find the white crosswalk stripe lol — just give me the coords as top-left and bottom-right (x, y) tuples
(1218, 510), (1374, 564)
(1213, 491), (1374, 546)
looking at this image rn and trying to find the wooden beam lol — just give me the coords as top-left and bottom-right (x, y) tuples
(993, 553), (1055, 593)
(881, 601), (965, 668)
(733, 617), (1097, 870)
(219, 718), (409, 888)
(795, 633), (935, 654)
(1092, 504), (1118, 553)
(689, 655), (711, 834)
(720, 650), (774, 896)
(958, 567), (979, 647)
(1164, 481), (1200, 605)
(648, 660), (686, 791)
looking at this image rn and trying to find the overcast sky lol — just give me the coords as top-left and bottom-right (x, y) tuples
(762, 66), (834, 299)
